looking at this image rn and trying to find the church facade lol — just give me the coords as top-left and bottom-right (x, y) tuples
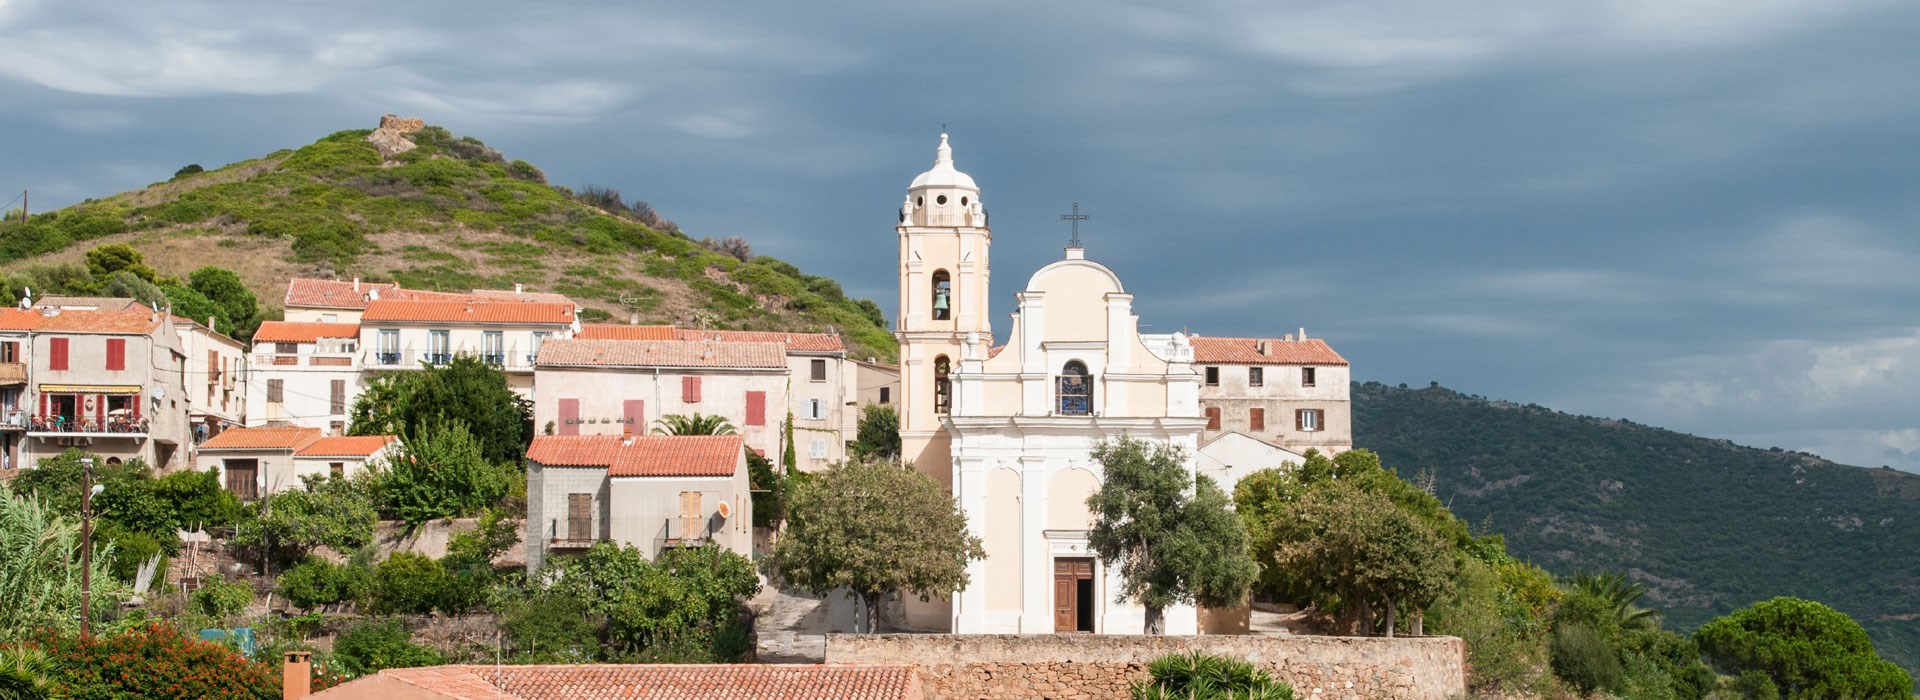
(892, 134), (1349, 635)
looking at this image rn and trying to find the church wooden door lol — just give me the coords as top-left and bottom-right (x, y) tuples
(1054, 558), (1094, 633)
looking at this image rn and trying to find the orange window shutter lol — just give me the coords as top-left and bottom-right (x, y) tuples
(1205, 407), (1220, 430)
(1249, 408), (1265, 431)
(745, 391), (765, 426)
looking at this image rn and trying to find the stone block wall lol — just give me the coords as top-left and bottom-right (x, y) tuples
(826, 633), (1465, 700)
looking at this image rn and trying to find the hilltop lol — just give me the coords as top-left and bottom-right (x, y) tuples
(0, 117), (896, 360)
(1353, 381), (1920, 674)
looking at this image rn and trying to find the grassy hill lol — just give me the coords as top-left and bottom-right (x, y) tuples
(1353, 381), (1920, 674)
(0, 122), (897, 360)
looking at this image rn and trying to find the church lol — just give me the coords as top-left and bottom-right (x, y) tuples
(890, 134), (1352, 634)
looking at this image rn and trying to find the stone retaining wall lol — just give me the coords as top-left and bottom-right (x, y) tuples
(826, 633), (1465, 700)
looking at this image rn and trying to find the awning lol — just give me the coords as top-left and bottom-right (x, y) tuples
(38, 385), (143, 395)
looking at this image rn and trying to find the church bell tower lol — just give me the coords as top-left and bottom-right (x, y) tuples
(896, 132), (992, 491)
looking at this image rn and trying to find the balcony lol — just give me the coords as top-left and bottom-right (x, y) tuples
(545, 519), (598, 549)
(656, 516), (714, 551)
(482, 353), (506, 367)
(27, 415), (150, 438)
(425, 353), (452, 366)
(0, 362), (27, 386)
(366, 350), (536, 372)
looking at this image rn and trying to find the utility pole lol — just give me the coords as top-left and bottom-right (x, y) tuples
(80, 456), (94, 638)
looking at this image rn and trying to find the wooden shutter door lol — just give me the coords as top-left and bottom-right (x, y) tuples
(622, 400), (645, 434)
(1296, 409), (1305, 431)
(1249, 407), (1265, 431)
(567, 493), (592, 541)
(558, 399), (580, 435)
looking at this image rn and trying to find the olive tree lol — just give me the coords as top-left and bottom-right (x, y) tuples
(1086, 436), (1257, 634)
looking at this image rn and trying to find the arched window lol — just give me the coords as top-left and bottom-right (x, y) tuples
(1057, 360), (1092, 416)
(934, 355), (952, 415)
(931, 270), (952, 320)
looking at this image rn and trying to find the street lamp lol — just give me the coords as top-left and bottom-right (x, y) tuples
(80, 456), (97, 638)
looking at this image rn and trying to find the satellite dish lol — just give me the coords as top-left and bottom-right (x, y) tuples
(715, 500), (732, 519)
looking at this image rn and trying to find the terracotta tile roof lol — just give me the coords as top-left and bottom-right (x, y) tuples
(283, 278), (403, 309)
(675, 328), (844, 353)
(340, 664), (921, 700)
(527, 435), (745, 477)
(536, 339), (786, 369)
(199, 426), (322, 451)
(1190, 336), (1348, 366)
(362, 300), (575, 325)
(252, 321), (362, 343)
(36, 296), (139, 311)
(576, 324), (678, 341)
(468, 289), (575, 304)
(0, 309), (42, 331)
(296, 435), (396, 458)
(30, 306), (164, 335)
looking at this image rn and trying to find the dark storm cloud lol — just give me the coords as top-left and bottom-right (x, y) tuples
(4, 0), (1918, 470)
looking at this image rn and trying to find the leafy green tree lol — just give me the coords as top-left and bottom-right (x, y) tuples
(330, 620), (442, 678)
(1552, 622), (1624, 694)
(1257, 479), (1454, 635)
(190, 575), (254, 624)
(100, 270), (169, 307)
(782, 412), (797, 474)
(275, 558), (370, 612)
(1130, 652), (1297, 700)
(369, 552), (450, 615)
(1624, 628), (1717, 700)
(185, 266), (262, 339)
(83, 244), (156, 287)
(4, 264), (93, 300)
(500, 590), (602, 663)
(652, 413), (737, 436)
(544, 542), (760, 660)
(1424, 557), (1560, 697)
(1694, 597), (1912, 700)
(233, 475), (377, 568)
(746, 451), (786, 528)
(173, 164), (204, 178)
(380, 419), (510, 526)
(849, 404), (900, 461)
(769, 459), (981, 633)
(1086, 437), (1257, 634)
(0, 490), (123, 642)
(349, 355), (531, 464)
(151, 468), (240, 529)
(0, 646), (60, 700)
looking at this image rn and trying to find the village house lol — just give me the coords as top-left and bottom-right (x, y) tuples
(280, 277), (572, 324)
(173, 315), (248, 445)
(0, 309), (36, 469)
(1189, 334), (1352, 455)
(359, 298), (578, 398)
(198, 425), (395, 499)
(532, 338), (787, 457)
(523, 433), (751, 572)
(12, 300), (192, 470)
(245, 321), (362, 433)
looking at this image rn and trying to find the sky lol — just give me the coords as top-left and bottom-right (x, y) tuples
(2, 1), (1918, 471)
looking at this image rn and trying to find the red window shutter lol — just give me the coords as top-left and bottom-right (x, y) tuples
(133, 395), (141, 421)
(558, 398), (580, 436)
(682, 376), (701, 403)
(1249, 408), (1265, 432)
(96, 394), (105, 424)
(622, 400), (645, 434)
(1205, 407), (1221, 430)
(745, 391), (766, 426)
(49, 338), (68, 371)
(105, 338), (125, 371)
(39, 393), (48, 417)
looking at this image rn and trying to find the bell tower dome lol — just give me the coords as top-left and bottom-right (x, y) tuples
(895, 131), (993, 497)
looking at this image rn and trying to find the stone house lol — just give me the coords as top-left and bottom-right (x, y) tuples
(524, 434), (751, 572)
(532, 339), (787, 458)
(1189, 335), (1353, 456)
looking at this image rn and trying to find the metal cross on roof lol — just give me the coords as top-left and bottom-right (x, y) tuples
(1061, 202), (1089, 247)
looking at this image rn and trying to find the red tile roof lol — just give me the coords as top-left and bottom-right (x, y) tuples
(362, 300), (575, 325)
(0, 309), (42, 331)
(527, 435), (745, 477)
(199, 426), (322, 451)
(468, 288), (575, 304)
(36, 296), (139, 311)
(576, 324), (678, 341)
(676, 328), (844, 353)
(283, 278), (403, 309)
(328, 664), (921, 700)
(30, 306), (165, 335)
(536, 339), (786, 369)
(296, 435), (396, 458)
(1190, 336), (1348, 366)
(253, 321), (362, 343)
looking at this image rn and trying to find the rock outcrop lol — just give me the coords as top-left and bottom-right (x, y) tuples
(367, 114), (426, 159)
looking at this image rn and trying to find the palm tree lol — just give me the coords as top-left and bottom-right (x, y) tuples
(1569, 571), (1662, 631)
(0, 647), (61, 700)
(1130, 652), (1296, 700)
(652, 413), (738, 436)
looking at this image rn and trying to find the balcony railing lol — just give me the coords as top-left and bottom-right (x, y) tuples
(366, 350), (537, 371)
(546, 519), (598, 549)
(482, 353), (506, 367)
(375, 351), (403, 366)
(656, 516), (714, 551)
(28, 415), (150, 435)
(425, 352), (452, 366)
(0, 362), (29, 385)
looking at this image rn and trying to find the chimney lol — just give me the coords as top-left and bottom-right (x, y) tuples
(282, 651), (312, 700)
(1299, 327), (1307, 341)
(1255, 340), (1269, 355)
(352, 277), (360, 292)
(515, 283), (524, 294)
(1284, 333), (1293, 342)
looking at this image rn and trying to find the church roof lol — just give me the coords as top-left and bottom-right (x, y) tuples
(1190, 336), (1348, 365)
(908, 133), (978, 191)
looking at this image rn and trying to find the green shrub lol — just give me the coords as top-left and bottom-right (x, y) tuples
(369, 552), (448, 615)
(501, 591), (602, 663)
(1734, 670), (1780, 700)
(153, 468), (241, 528)
(191, 575), (254, 623)
(1551, 623), (1623, 694)
(331, 620), (442, 677)
(1130, 652), (1296, 700)
(275, 558), (369, 612)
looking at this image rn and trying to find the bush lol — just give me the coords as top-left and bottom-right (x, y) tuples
(369, 552), (448, 615)
(191, 575), (254, 623)
(330, 620), (442, 678)
(275, 558), (370, 612)
(1694, 597), (1912, 700)
(1551, 622), (1623, 694)
(153, 468), (240, 528)
(1130, 652), (1296, 700)
(233, 475), (377, 568)
(39, 623), (278, 699)
(501, 591), (602, 663)
(379, 419), (511, 526)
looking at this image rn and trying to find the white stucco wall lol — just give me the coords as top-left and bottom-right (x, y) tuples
(532, 366), (787, 458)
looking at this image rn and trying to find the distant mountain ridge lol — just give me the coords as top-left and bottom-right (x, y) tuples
(0, 118), (897, 360)
(1353, 381), (1920, 674)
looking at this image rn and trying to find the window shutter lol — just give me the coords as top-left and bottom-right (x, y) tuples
(682, 376), (701, 403)
(104, 339), (125, 371)
(745, 392), (766, 426)
(1296, 409), (1305, 431)
(49, 338), (68, 371)
(1249, 407), (1265, 431)
(558, 398), (580, 435)
(1205, 407), (1220, 430)
(623, 400), (645, 434)
(267, 379), (284, 403)
(568, 493), (592, 541)
(330, 380), (346, 414)
(811, 359), (827, 381)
